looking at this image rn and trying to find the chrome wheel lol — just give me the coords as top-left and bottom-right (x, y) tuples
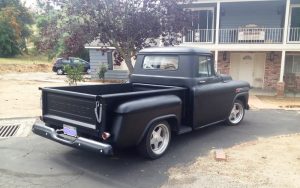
(229, 102), (244, 124)
(150, 123), (170, 155)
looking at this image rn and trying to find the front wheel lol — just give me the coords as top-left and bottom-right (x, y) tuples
(86, 68), (91, 74)
(56, 68), (64, 75)
(138, 121), (171, 159)
(226, 99), (245, 126)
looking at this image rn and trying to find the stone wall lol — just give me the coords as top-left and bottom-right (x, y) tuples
(217, 51), (230, 75)
(263, 51), (281, 89)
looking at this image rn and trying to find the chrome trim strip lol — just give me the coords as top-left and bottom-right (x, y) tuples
(44, 115), (96, 129)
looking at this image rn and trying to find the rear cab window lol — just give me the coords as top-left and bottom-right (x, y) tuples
(143, 56), (179, 70)
(198, 56), (212, 77)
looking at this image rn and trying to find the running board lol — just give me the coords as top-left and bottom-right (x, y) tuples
(177, 125), (192, 135)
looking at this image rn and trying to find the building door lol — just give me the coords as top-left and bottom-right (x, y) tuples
(238, 54), (254, 85)
(230, 53), (265, 88)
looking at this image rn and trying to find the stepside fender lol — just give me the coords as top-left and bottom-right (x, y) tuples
(136, 114), (178, 145)
(227, 92), (250, 116)
(112, 95), (182, 148)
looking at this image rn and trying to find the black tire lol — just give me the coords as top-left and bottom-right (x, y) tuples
(226, 99), (245, 126)
(56, 68), (64, 75)
(138, 121), (171, 159)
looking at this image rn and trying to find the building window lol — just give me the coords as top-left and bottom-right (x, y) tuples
(285, 55), (300, 74)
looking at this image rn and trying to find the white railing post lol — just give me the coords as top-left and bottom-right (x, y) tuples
(283, 0), (290, 44)
(216, 2), (220, 44)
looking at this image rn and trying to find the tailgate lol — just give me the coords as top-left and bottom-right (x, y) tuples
(41, 88), (102, 132)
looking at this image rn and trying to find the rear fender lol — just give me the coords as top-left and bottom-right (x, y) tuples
(136, 114), (179, 145)
(111, 95), (182, 148)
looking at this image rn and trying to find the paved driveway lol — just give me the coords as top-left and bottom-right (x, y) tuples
(0, 109), (299, 188)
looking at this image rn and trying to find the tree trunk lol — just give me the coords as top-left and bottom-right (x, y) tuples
(124, 58), (134, 74)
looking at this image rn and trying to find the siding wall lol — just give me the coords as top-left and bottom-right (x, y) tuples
(291, 0), (300, 4)
(89, 49), (109, 79)
(88, 49), (129, 80)
(220, 1), (285, 28)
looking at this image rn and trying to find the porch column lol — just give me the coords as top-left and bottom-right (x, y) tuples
(279, 51), (286, 82)
(215, 50), (218, 72)
(215, 2), (220, 44)
(277, 51), (286, 97)
(283, 0), (290, 44)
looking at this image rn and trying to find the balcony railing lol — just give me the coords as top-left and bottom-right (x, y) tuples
(288, 27), (300, 43)
(219, 28), (283, 44)
(184, 29), (215, 43)
(183, 28), (291, 44)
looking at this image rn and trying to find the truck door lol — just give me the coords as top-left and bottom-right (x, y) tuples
(192, 55), (233, 128)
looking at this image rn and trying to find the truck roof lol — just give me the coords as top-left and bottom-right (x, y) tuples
(138, 47), (211, 55)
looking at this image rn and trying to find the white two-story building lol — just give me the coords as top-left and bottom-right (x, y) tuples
(180, 0), (300, 95)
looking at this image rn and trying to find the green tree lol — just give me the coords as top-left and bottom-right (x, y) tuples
(38, 0), (191, 73)
(0, 0), (33, 57)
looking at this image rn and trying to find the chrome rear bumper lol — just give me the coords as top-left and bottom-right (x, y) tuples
(32, 121), (113, 155)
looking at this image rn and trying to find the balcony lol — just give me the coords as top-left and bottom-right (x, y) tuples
(288, 27), (300, 43)
(183, 27), (300, 44)
(183, 28), (288, 44)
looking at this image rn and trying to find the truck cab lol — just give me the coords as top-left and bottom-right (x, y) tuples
(33, 47), (250, 159)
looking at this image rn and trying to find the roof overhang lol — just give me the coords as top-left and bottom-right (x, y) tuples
(189, 0), (282, 4)
(85, 46), (116, 50)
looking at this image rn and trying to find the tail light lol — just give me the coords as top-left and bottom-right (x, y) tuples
(101, 132), (111, 140)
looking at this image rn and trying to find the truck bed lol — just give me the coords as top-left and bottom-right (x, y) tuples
(41, 83), (187, 139)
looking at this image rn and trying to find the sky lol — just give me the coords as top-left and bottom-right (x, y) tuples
(21, 0), (38, 8)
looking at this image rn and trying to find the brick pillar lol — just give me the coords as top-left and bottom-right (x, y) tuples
(276, 82), (285, 97)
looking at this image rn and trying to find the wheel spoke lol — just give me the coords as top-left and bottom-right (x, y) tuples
(157, 136), (164, 143)
(156, 127), (162, 136)
(153, 141), (159, 150)
(234, 109), (239, 115)
(150, 137), (155, 145)
(233, 113), (237, 120)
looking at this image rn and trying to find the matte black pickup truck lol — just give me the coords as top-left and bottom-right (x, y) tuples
(33, 47), (250, 159)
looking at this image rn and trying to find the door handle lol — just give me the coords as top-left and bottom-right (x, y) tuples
(198, 80), (206, 84)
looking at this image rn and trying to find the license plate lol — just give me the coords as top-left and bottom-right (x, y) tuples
(63, 125), (77, 137)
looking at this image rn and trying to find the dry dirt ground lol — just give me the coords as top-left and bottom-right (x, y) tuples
(0, 72), (93, 118)
(0, 73), (64, 118)
(163, 134), (300, 188)
(258, 95), (300, 109)
(0, 63), (52, 74)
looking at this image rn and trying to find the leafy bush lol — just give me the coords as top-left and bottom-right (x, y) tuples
(64, 64), (84, 86)
(98, 64), (108, 83)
